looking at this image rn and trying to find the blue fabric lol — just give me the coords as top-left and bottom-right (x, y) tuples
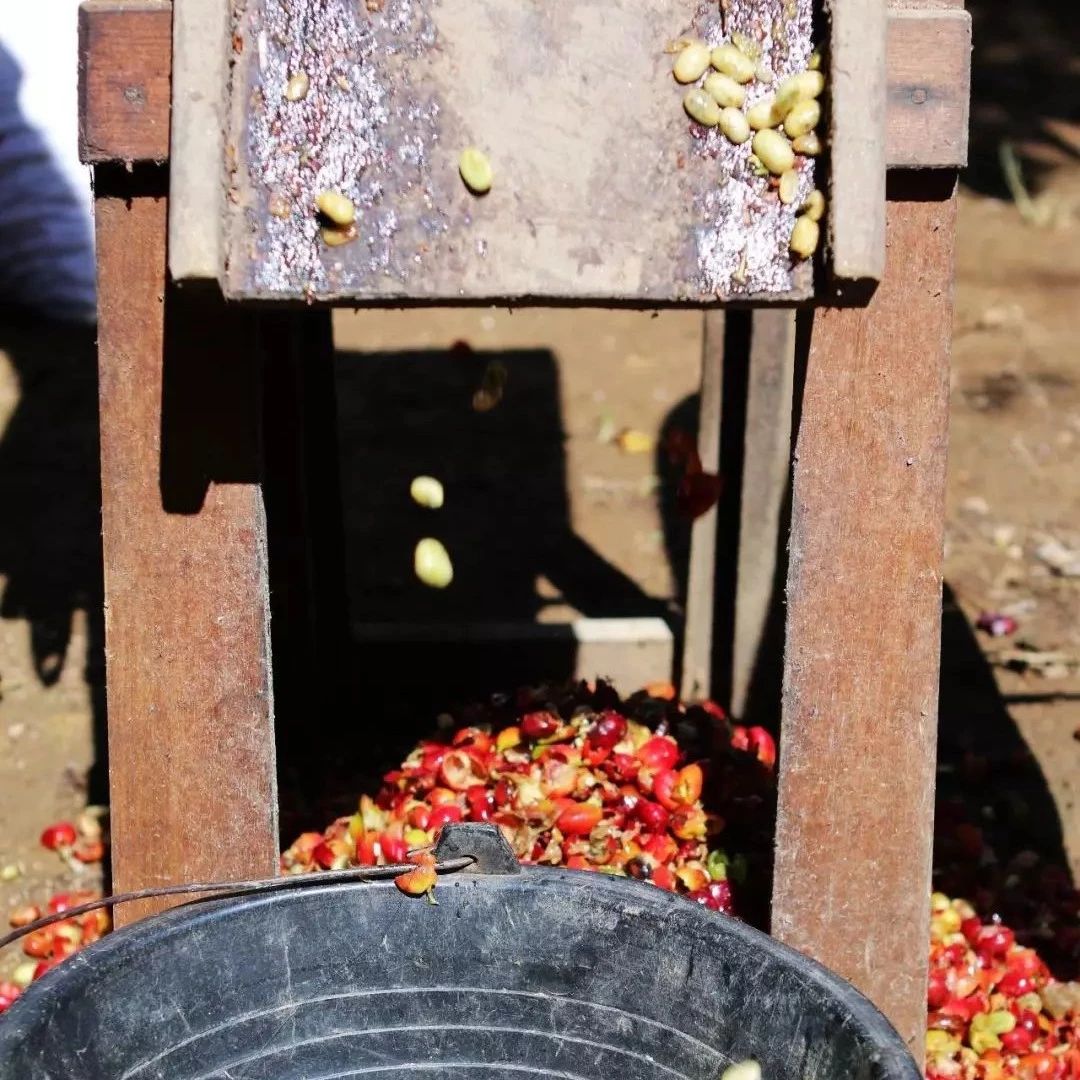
(0, 42), (96, 323)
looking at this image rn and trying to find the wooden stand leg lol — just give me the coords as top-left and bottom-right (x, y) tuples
(96, 167), (279, 922)
(772, 174), (957, 1050)
(680, 312), (724, 702)
(731, 311), (796, 720)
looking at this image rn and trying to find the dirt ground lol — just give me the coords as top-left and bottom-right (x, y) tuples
(2, 174), (1080, 979)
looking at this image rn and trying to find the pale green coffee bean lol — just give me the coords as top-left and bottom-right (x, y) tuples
(721, 1063), (762, 1080)
(784, 98), (821, 138)
(801, 188), (826, 222)
(746, 97), (779, 130)
(790, 215), (820, 258)
(410, 476), (445, 509)
(730, 31), (761, 61)
(415, 538), (454, 588)
(751, 128), (795, 175)
(683, 88), (722, 127)
(710, 43), (756, 83)
(320, 224), (357, 247)
(808, 50), (822, 71)
(673, 41), (711, 83)
(773, 70), (825, 120)
(284, 72), (309, 102)
(784, 69), (825, 101)
(459, 147), (493, 194)
(703, 72), (746, 109)
(778, 169), (799, 204)
(792, 131), (822, 156)
(719, 106), (750, 145)
(315, 190), (355, 226)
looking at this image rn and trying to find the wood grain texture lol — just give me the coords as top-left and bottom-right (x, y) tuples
(731, 310), (795, 718)
(886, 9), (971, 168)
(169, 0), (229, 280)
(772, 177), (957, 1051)
(95, 172), (279, 924)
(81, 1), (969, 176)
(78, 0), (172, 164)
(680, 313), (724, 702)
(827, 0), (887, 283)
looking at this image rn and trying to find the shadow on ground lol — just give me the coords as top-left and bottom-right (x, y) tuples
(965, 0), (1080, 197)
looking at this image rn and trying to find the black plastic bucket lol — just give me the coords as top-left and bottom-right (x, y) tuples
(0, 826), (920, 1079)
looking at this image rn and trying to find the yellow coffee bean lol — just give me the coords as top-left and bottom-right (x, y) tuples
(315, 190), (356, 226)
(792, 131), (822, 156)
(320, 225), (357, 247)
(284, 72), (309, 101)
(773, 70), (825, 122)
(459, 147), (493, 194)
(683, 88), (722, 127)
(410, 476), (445, 509)
(784, 98), (821, 138)
(703, 72), (746, 109)
(730, 31), (761, 62)
(673, 41), (711, 84)
(721, 1063), (762, 1080)
(778, 169), (799, 205)
(801, 188), (826, 221)
(751, 128), (795, 175)
(746, 97), (780, 130)
(785, 69), (825, 101)
(719, 107), (750, 145)
(710, 43), (756, 84)
(415, 538), (454, 589)
(789, 215), (819, 259)
(808, 50), (823, 71)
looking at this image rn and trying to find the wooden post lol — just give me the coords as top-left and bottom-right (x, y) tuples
(772, 174), (957, 1050)
(680, 312), (724, 703)
(731, 311), (796, 720)
(95, 170), (280, 922)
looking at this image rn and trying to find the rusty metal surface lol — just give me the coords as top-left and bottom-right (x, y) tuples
(224, 0), (816, 303)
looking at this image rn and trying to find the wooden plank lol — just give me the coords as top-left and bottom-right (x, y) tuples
(169, 0), (230, 279)
(222, 0), (820, 303)
(680, 312), (723, 702)
(886, 9), (971, 169)
(78, 0), (172, 164)
(81, 1), (968, 175)
(771, 174), (956, 1051)
(730, 310), (794, 719)
(95, 167), (279, 923)
(827, 0), (887, 284)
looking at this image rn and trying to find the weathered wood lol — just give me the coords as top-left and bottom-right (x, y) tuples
(78, 0), (172, 164)
(81, 1), (970, 176)
(772, 174), (956, 1050)
(886, 9), (971, 169)
(680, 312), (724, 702)
(827, 0), (887, 284)
(169, 0), (230, 279)
(730, 310), (795, 719)
(95, 168), (279, 924)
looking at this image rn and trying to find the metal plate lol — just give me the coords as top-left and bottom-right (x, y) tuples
(224, 0), (817, 303)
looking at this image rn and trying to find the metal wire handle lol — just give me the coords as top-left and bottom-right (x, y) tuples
(0, 857), (475, 955)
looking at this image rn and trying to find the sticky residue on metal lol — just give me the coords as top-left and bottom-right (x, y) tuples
(235, 0), (450, 298)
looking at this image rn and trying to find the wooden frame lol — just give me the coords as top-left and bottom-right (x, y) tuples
(80, 0), (965, 1053)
